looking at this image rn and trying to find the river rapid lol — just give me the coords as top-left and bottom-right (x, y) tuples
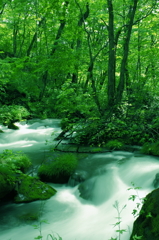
(0, 119), (159, 240)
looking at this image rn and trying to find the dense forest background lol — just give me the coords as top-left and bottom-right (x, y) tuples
(0, 0), (159, 150)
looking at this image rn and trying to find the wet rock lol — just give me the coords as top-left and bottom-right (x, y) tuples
(14, 174), (56, 203)
(8, 122), (19, 130)
(0, 173), (16, 201)
(78, 178), (96, 200)
(68, 170), (88, 186)
(153, 173), (159, 188)
(130, 188), (159, 240)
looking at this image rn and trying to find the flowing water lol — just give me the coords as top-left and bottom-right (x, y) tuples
(0, 119), (159, 240)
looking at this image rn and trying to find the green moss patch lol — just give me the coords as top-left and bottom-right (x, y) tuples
(14, 174), (56, 203)
(38, 153), (78, 183)
(130, 188), (159, 240)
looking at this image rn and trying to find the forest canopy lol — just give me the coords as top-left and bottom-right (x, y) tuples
(0, 0), (159, 148)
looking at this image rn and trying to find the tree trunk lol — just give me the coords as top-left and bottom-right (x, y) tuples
(107, 0), (116, 107)
(116, 0), (138, 103)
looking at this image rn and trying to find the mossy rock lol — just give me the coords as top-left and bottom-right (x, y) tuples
(14, 174), (57, 203)
(130, 188), (159, 240)
(8, 122), (19, 130)
(38, 153), (78, 184)
(0, 172), (16, 200)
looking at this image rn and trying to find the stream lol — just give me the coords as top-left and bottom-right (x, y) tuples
(0, 119), (159, 240)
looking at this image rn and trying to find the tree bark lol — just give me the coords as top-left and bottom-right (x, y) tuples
(107, 0), (116, 107)
(116, 0), (138, 103)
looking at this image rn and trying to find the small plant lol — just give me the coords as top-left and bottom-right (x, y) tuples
(128, 182), (145, 218)
(33, 201), (62, 240)
(46, 233), (62, 240)
(132, 235), (143, 240)
(109, 201), (127, 240)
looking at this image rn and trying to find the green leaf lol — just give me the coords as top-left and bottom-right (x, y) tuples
(116, 229), (127, 234)
(34, 236), (43, 239)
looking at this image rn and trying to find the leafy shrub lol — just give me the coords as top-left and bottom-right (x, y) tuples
(0, 149), (32, 200)
(38, 154), (78, 183)
(141, 142), (159, 156)
(0, 105), (30, 126)
(0, 149), (32, 173)
(105, 140), (124, 150)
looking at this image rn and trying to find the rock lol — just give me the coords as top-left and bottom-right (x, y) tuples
(153, 173), (159, 188)
(0, 173), (16, 201)
(68, 170), (88, 186)
(78, 177), (96, 201)
(38, 154), (78, 184)
(130, 188), (159, 240)
(14, 174), (56, 203)
(8, 122), (19, 130)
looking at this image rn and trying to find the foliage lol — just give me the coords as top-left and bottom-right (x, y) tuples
(38, 153), (78, 183)
(0, 105), (30, 126)
(0, 0), (158, 148)
(128, 182), (145, 218)
(141, 141), (159, 156)
(0, 149), (32, 173)
(0, 149), (32, 199)
(105, 140), (124, 150)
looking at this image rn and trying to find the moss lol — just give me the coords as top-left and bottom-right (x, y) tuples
(38, 153), (78, 183)
(14, 174), (57, 203)
(130, 188), (159, 240)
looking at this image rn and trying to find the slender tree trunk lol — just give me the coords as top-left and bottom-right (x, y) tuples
(72, 2), (89, 84)
(116, 0), (138, 103)
(107, 0), (116, 107)
(39, 1), (69, 100)
(26, 17), (45, 57)
(13, 21), (18, 56)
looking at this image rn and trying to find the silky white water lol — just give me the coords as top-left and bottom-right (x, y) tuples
(0, 119), (159, 240)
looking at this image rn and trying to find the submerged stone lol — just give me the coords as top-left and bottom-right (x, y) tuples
(14, 174), (57, 203)
(130, 188), (159, 240)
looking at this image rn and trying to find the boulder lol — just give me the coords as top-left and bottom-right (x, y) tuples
(68, 170), (88, 186)
(14, 174), (57, 203)
(0, 173), (16, 200)
(130, 188), (159, 240)
(78, 177), (96, 201)
(153, 173), (159, 188)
